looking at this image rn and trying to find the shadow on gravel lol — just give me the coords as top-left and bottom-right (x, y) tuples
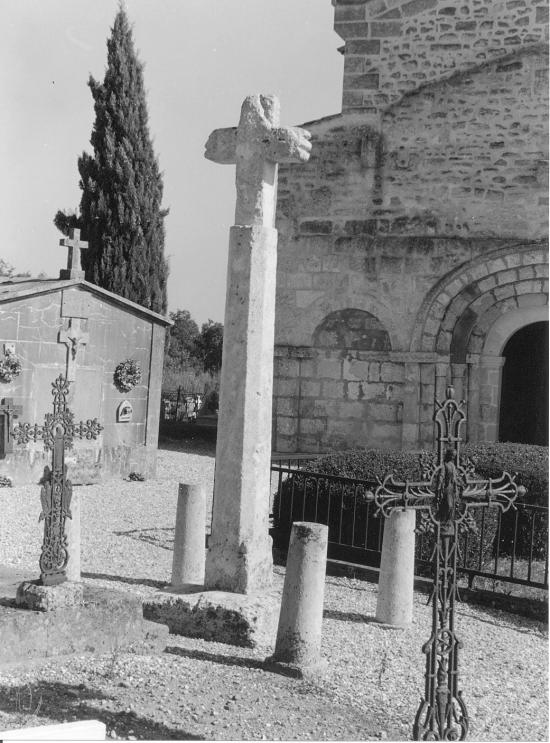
(165, 646), (265, 672)
(82, 572), (167, 589)
(323, 608), (378, 624)
(112, 527), (175, 551)
(0, 681), (203, 740)
(158, 435), (216, 456)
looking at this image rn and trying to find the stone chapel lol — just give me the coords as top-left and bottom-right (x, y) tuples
(273, 0), (548, 453)
(0, 231), (169, 484)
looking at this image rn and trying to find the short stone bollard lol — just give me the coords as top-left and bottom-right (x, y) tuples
(375, 508), (415, 627)
(265, 521), (328, 680)
(171, 483), (207, 589)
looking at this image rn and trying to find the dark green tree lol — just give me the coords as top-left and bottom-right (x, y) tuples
(196, 320), (224, 373)
(164, 309), (200, 371)
(55, 5), (168, 313)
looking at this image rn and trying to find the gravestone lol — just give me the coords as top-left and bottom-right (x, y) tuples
(204, 94), (311, 593)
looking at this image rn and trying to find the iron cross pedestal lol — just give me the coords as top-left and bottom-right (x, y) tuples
(373, 387), (525, 741)
(12, 376), (103, 586)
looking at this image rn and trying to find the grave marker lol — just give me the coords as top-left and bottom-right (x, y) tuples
(12, 375), (103, 586)
(372, 387), (525, 740)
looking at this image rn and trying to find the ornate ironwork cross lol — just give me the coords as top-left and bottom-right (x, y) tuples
(374, 387), (525, 741)
(12, 376), (103, 586)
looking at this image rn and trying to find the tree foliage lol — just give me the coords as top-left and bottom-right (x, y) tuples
(164, 309), (223, 377)
(54, 6), (168, 314)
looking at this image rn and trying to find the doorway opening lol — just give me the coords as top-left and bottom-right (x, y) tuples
(499, 321), (548, 445)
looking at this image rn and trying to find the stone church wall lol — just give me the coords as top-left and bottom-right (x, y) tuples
(272, 0), (548, 453)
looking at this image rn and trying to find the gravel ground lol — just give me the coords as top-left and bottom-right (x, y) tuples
(0, 438), (547, 742)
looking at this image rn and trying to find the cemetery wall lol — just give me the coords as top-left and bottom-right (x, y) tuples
(0, 286), (165, 483)
(272, 0), (548, 453)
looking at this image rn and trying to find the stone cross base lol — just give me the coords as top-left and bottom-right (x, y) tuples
(144, 588), (279, 649)
(16, 580), (84, 611)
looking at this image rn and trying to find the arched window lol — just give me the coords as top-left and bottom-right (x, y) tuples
(313, 309), (391, 351)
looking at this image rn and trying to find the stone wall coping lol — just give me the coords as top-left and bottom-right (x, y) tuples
(0, 278), (172, 326)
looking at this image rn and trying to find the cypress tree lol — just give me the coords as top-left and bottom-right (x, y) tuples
(55, 5), (168, 314)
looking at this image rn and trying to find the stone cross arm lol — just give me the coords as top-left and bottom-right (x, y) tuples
(204, 94), (312, 226)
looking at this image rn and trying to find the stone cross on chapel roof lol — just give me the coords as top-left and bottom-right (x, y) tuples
(59, 228), (88, 280)
(204, 94), (312, 227)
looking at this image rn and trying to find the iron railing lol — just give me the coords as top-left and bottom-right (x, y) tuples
(270, 463), (549, 592)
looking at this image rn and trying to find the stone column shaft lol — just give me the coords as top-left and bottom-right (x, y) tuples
(205, 225), (277, 594)
(269, 522), (328, 675)
(171, 483), (207, 588)
(375, 509), (416, 627)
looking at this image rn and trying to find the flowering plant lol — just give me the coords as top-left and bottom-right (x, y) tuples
(0, 349), (22, 383)
(114, 359), (142, 392)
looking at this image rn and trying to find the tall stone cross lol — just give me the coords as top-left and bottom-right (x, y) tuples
(58, 319), (89, 382)
(59, 228), (87, 280)
(203, 94), (311, 593)
(372, 387), (525, 741)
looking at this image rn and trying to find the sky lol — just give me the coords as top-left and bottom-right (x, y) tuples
(0, 0), (343, 324)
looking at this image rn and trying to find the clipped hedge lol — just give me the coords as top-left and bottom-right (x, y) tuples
(273, 443), (548, 566)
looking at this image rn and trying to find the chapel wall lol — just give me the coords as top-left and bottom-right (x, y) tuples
(0, 287), (164, 483)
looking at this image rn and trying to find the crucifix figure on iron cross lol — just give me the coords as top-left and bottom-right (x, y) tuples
(372, 387), (525, 741)
(12, 376), (103, 585)
(204, 93), (312, 227)
(59, 227), (88, 280)
(58, 319), (89, 382)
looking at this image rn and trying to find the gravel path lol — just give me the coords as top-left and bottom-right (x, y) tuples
(0, 438), (547, 741)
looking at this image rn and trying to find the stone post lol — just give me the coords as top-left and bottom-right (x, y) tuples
(171, 483), (207, 588)
(375, 508), (416, 627)
(266, 522), (328, 679)
(203, 94), (311, 594)
(65, 490), (80, 582)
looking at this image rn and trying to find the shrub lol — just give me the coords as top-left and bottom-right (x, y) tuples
(273, 444), (549, 570)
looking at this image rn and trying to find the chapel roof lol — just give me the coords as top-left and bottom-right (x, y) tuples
(0, 277), (172, 326)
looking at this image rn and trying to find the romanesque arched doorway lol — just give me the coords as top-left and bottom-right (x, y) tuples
(499, 321), (549, 445)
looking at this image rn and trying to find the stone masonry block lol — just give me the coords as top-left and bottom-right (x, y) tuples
(345, 359), (370, 380)
(301, 379), (322, 397)
(323, 381), (346, 399)
(380, 362), (405, 383)
(300, 359), (316, 377)
(277, 416), (298, 436)
(317, 358), (342, 379)
(402, 0), (437, 15)
(368, 401), (400, 422)
(276, 378), (299, 397)
(277, 397), (299, 417)
(300, 418), (326, 435)
(370, 21), (401, 36)
(277, 358), (300, 378)
(368, 363), (381, 382)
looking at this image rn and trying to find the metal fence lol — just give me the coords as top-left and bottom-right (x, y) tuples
(270, 462), (549, 592)
(161, 388), (204, 422)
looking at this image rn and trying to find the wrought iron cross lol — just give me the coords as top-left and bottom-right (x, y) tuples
(12, 376), (103, 585)
(374, 387), (525, 741)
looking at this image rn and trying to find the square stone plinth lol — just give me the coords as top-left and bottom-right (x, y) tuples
(143, 588), (280, 649)
(16, 580), (84, 611)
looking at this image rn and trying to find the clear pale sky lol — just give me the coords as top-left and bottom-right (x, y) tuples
(0, 0), (343, 324)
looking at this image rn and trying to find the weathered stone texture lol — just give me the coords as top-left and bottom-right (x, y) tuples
(272, 1), (548, 454)
(334, 0), (548, 113)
